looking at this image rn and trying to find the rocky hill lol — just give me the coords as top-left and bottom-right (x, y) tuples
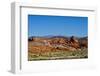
(28, 36), (88, 52)
(28, 36), (88, 60)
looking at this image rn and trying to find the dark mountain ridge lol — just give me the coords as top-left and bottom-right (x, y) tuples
(29, 35), (87, 39)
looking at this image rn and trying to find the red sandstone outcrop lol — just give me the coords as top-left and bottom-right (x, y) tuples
(28, 36), (88, 53)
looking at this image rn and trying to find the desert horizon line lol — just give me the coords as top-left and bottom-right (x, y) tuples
(28, 35), (88, 38)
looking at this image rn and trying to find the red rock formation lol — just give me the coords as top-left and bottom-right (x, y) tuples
(28, 36), (88, 53)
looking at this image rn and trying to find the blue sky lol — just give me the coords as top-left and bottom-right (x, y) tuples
(28, 15), (88, 37)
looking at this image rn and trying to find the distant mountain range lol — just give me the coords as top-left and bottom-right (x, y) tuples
(29, 35), (87, 39)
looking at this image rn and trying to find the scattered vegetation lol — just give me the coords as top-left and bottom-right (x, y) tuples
(28, 48), (88, 61)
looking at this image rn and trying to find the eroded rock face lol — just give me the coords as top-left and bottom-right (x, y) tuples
(69, 36), (80, 49)
(48, 38), (68, 45)
(28, 36), (88, 52)
(79, 39), (88, 48)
